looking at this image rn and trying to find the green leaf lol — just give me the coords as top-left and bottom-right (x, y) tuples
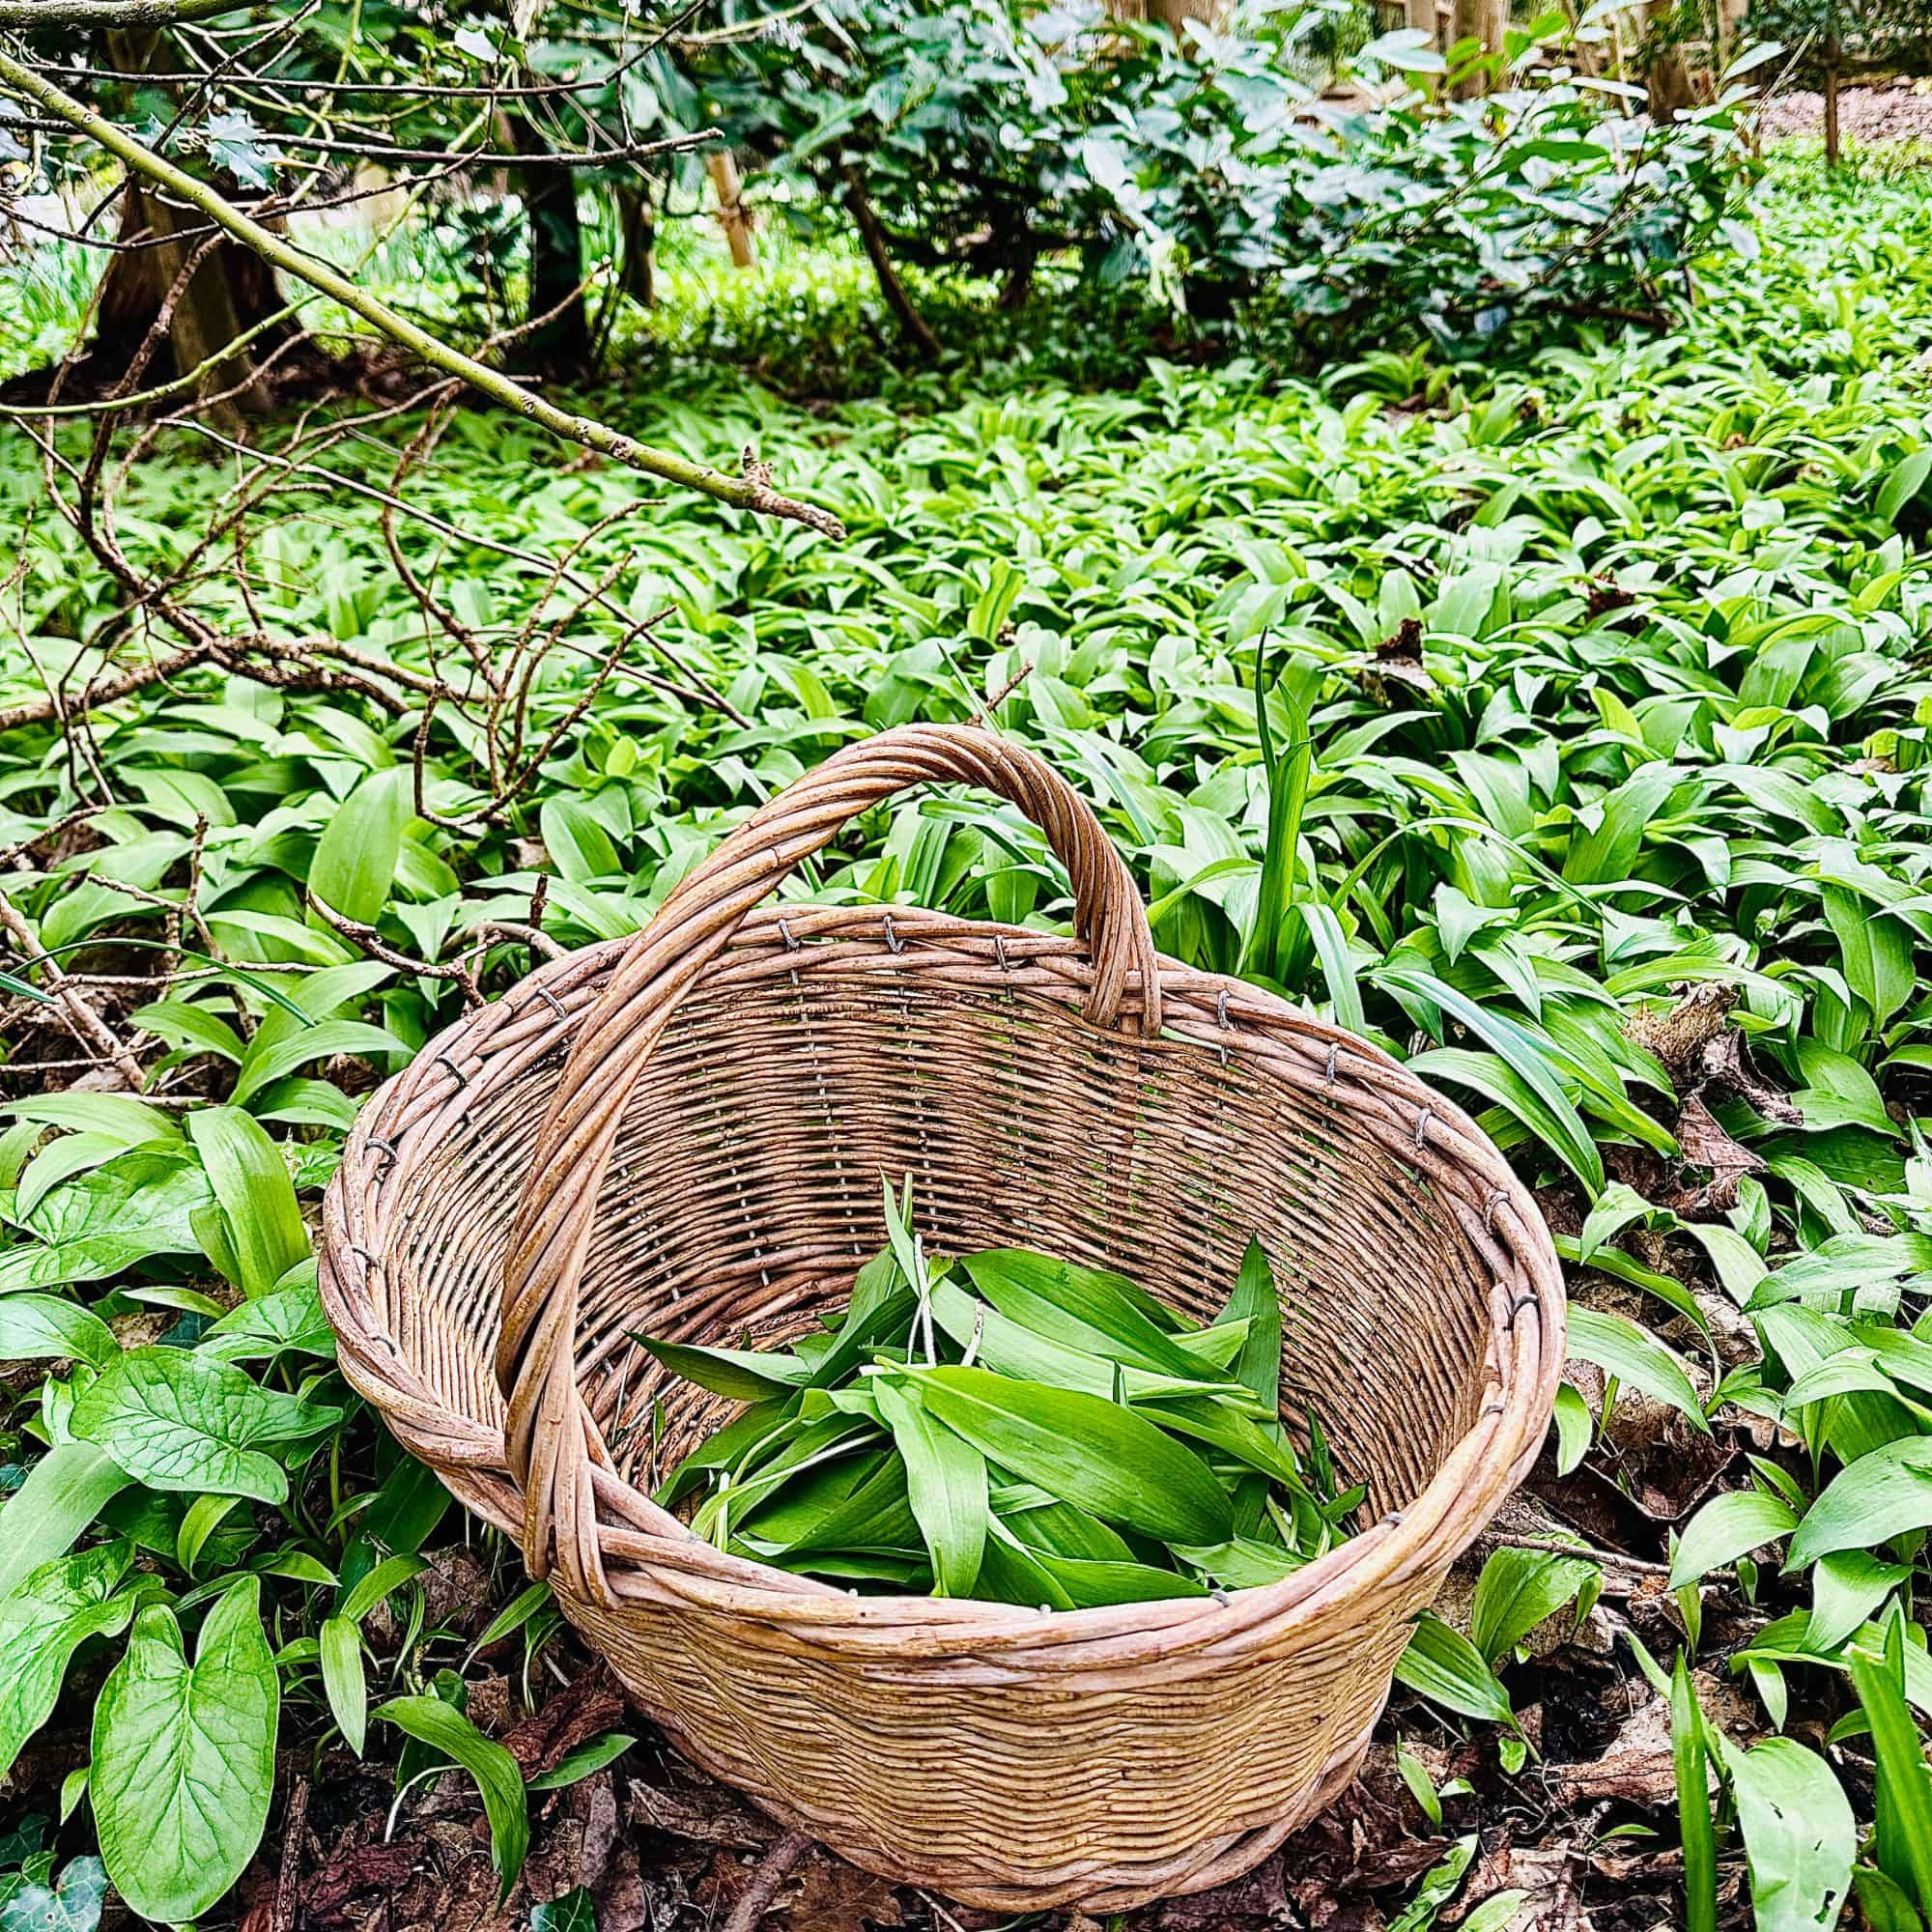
(0, 1546), (135, 1781)
(527, 1732), (635, 1791)
(530, 1889), (597, 1932)
(375, 1696), (527, 1898)
(0, 1445), (133, 1598)
(1787, 1437), (1932, 1569)
(1394, 1612), (1517, 1730)
(631, 1334), (811, 1404)
(1551, 1382), (1591, 1476)
(1249, 644), (1311, 980)
(309, 766), (411, 923)
(1848, 1611), (1932, 1914)
(1673, 1653), (1718, 1932)
(71, 1347), (342, 1504)
(1669, 1490), (1800, 1589)
(0, 1857), (107, 1932)
(0, 1151), (212, 1293)
(1876, 447), (1932, 525)
(911, 1366), (1232, 1545)
(1566, 1305), (1708, 1430)
(874, 1379), (987, 1599)
(231, 1019), (400, 1109)
(1213, 1236), (1282, 1424)
(187, 1106), (309, 1298)
(1468, 1546), (1595, 1662)
(1720, 1734), (1855, 1932)
(199, 1281), (338, 1365)
(91, 1578), (277, 1924)
(0, 1296), (117, 1372)
(539, 798), (622, 884)
(959, 1249), (1203, 1378)
(1393, 969), (1605, 1193)
(320, 1615), (367, 1755)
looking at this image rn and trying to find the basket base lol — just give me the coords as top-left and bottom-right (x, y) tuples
(649, 1699), (1377, 1914)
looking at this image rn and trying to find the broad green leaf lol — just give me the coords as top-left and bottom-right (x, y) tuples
(71, 1347), (342, 1503)
(1213, 1236), (1282, 1424)
(1469, 1546), (1595, 1662)
(91, 1579), (277, 1924)
(320, 1615), (367, 1755)
(1848, 1611), (1932, 1914)
(0, 1855), (107, 1932)
(1787, 1437), (1932, 1569)
(912, 1366), (1232, 1545)
(1394, 1611), (1517, 1730)
(1566, 1306), (1708, 1430)
(0, 1445), (134, 1598)
(0, 1296), (117, 1371)
(1720, 1735), (1855, 1932)
(309, 766), (411, 923)
(875, 1379), (987, 1599)
(0, 1151), (212, 1293)
(631, 1334), (810, 1404)
(959, 1249), (1204, 1377)
(0, 1545), (135, 1781)
(1669, 1490), (1800, 1589)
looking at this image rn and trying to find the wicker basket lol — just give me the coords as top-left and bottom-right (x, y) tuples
(319, 724), (1563, 1913)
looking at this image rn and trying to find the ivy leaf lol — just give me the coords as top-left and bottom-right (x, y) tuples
(0, 1857), (107, 1932)
(91, 1578), (277, 1924)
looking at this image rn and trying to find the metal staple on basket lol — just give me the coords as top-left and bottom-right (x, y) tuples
(318, 721), (1564, 1914)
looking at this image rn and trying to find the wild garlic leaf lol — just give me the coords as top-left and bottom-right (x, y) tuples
(71, 1347), (343, 1503)
(91, 1579), (277, 1924)
(1214, 1237), (1283, 1423)
(912, 1366), (1233, 1545)
(960, 1249), (1207, 1377)
(875, 1379), (987, 1597)
(374, 1695), (527, 1899)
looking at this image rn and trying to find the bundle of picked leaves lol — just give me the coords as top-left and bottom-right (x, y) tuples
(639, 1184), (1364, 1607)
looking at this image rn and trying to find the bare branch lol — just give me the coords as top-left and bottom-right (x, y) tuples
(0, 0), (251, 24)
(0, 46), (848, 538)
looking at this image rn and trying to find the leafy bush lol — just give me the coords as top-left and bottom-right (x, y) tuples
(695, 0), (1757, 342)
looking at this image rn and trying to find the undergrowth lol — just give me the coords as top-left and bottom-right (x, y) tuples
(2, 152), (1932, 1930)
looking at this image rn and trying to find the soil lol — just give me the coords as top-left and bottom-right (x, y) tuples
(1760, 77), (1932, 146)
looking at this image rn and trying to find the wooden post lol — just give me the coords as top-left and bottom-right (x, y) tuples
(707, 152), (755, 270)
(1404, 0), (1437, 43)
(1822, 27), (1840, 166)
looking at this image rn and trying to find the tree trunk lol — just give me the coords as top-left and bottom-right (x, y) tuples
(509, 113), (589, 375)
(706, 152), (755, 270)
(1823, 32), (1840, 165)
(1451, 0), (1505, 93)
(88, 27), (279, 416)
(1640, 0), (1696, 117)
(842, 171), (940, 360)
(615, 185), (655, 307)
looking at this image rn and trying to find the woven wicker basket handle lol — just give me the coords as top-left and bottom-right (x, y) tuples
(497, 723), (1163, 1598)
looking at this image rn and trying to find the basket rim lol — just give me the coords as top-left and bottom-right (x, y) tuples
(320, 906), (1566, 1650)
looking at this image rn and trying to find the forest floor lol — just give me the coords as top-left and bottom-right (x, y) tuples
(3, 144), (1932, 1932)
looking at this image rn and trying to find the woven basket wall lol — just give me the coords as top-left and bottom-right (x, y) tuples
(319, 724), (1564, 1912)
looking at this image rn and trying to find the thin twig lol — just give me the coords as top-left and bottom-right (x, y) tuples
(721, 1831), (812, 1932)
